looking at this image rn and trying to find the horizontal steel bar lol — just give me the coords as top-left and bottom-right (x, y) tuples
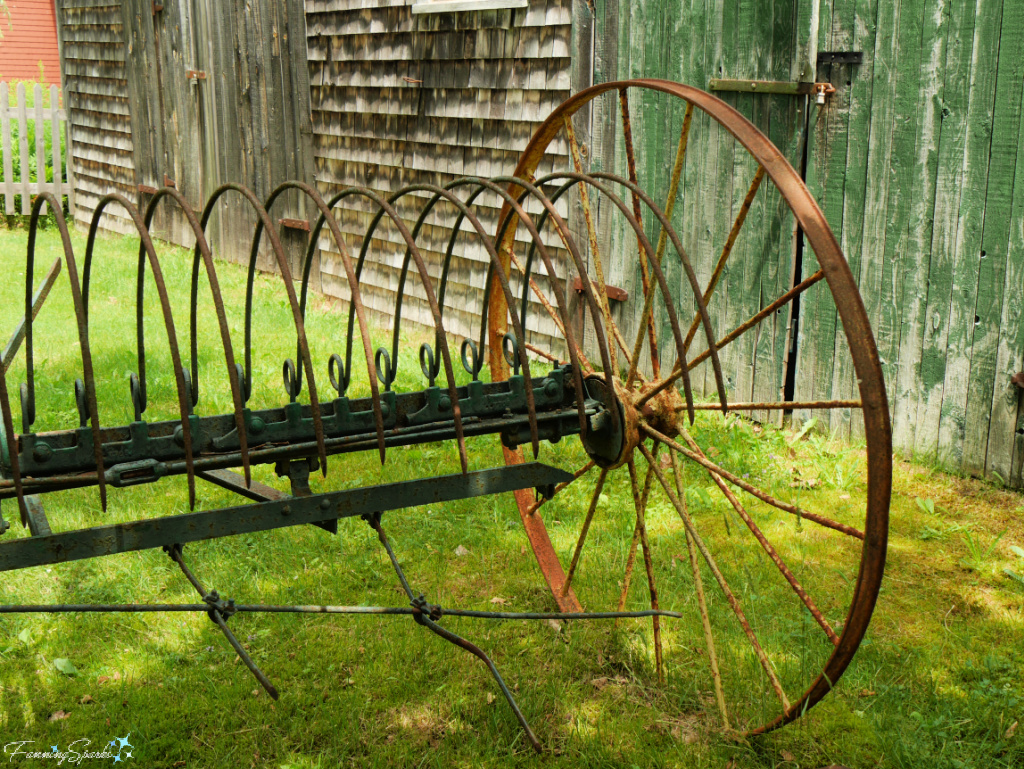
(709, 79), (816, 95)
(0, 463), (572, 572)
(0, 407), (593, 499)
(0, 602), (687, 620)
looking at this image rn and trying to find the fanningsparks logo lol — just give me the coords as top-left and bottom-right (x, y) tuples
(3, 734), (133, 764)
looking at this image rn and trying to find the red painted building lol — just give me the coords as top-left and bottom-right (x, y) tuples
(0, 0), (61, 83)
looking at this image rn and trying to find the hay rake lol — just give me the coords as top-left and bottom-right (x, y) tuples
(0, 81), (890, 749)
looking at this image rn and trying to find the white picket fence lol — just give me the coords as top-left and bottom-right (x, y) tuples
(0, 82), (75, 216)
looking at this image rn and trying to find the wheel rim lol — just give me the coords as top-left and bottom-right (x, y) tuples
(487, 79), (892, 734)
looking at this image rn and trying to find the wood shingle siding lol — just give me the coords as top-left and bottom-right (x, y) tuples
(306, 0), (573, 350)
(56, 0), (136, 235)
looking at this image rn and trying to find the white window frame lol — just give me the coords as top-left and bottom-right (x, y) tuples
(411, 0), (529, 15)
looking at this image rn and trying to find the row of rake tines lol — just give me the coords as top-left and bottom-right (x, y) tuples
(6, 172), (727, 528)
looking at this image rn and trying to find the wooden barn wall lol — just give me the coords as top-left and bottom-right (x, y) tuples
(794, 0), (1024, 486)
(305, 0), (574, 350)
(55, 0), (137, 235)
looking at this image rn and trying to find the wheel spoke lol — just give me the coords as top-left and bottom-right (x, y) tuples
(617, 457), (658, 614)
(564, 115), (620, 373)
(526, 461), (595, 516)
(524, 342), (561, 364)
(627, 454), (663, 682)
(679, 432), (840, 646)
(561, 467), (610, 598)
(669, 451), (729, 729)
(681, 166), (766, 355)
(637, 269), (826, 409)
(625, 101), (695, 389)
(638, 442), (791, 711)
(642, 423), (865, 540)
(620, 88), (662, 381)
(616, 519), (642, 617)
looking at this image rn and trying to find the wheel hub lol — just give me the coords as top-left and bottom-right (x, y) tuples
(635, 380), (688, 440)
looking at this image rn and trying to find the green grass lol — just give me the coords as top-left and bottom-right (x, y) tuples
(0, 224), (1021, 768)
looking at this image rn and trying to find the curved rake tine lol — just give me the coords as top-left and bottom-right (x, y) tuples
(25, 194), (108, 511)
(509, 176), (634, 368)
(449, 176), (590, 444)
(147, 187), (251, 488)
(336, 186), (469, 474)
(84, 193), (197, 509)
(301, 188), (387, 466)
(533, 169), (700, 418)
(488, 175), (618, 435)
(544, 171), (729, 421)
(393, 182), (541, 459)
(0, 357), (24, 524)
(204, 184), (328, 477)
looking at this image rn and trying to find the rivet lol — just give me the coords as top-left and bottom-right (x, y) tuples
(281, 504), (291, 516)
(32, 442), (53, 463)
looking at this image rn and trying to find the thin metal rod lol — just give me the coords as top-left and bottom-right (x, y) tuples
(561, 468), (610, 597)
(669, 451), (729, 728)
(626, 455), (663, 682)
(679, 431), (840, 645)
(166, 545), (279, 699)
(681, 166), (766, 355)
(626, 101), (694, 388)
(366, 515), (542, 753)
(642, 423), (865, 539)
(638, 269), (826, 408)
(0, 604), (689, 620)
(638, 442), (791, 711)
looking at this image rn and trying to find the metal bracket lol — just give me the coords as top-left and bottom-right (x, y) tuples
(572, 276), (627, 302)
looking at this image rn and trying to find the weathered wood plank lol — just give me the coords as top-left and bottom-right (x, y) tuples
(914, 0), (980, 460)
(972, 0), (1024, 479)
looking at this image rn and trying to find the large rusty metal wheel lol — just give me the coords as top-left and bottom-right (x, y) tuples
(488, 80), (891, 735)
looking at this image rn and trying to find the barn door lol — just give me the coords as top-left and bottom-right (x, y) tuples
(121, 0), (208, 244)
(600, 0), (813, 421)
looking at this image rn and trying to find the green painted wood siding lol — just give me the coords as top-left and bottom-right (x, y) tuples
(801, 0), (1024, 485)
(606, 0), (1024, 486)
(606, 0), (804, 428)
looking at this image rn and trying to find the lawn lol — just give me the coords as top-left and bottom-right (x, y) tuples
(0, 222), (1021, 769)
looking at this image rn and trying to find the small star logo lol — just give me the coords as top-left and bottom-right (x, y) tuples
(51, 746), (58, 752)
(108, 734), (134, 763)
